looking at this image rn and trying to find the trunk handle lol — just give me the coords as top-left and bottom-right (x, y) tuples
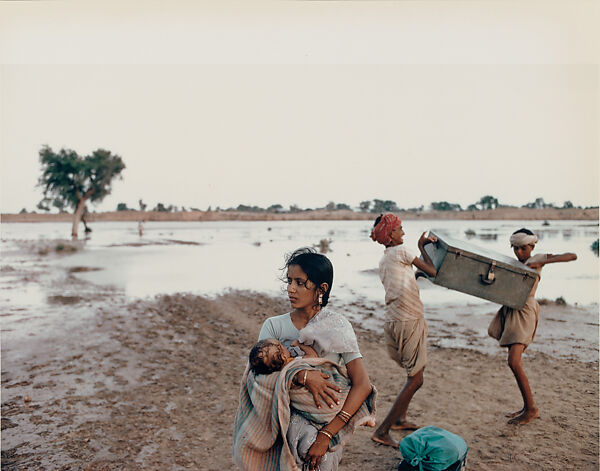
(480, 261), (496, 285)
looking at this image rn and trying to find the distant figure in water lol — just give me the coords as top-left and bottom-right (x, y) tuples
(138, 220), (144, 237)
(82, 206), (92, 234)
(488, 228), (577, 425)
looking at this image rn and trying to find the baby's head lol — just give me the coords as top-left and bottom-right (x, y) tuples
(249, 339), (292, 375)
(510, 228), (538, 263)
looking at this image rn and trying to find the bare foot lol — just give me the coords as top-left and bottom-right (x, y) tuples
(505, 408), (524, 418)
(391, 421), (420, 431)
(508, 407), (539, 425)
(371, 432), (399, 448)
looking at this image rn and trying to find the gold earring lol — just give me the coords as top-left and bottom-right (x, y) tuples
(318, 293), (323, 305)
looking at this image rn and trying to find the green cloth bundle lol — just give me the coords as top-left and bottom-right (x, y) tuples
(399, 426), (468, 471)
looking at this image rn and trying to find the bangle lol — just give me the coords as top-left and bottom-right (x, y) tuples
(318, 429), (333, 440)
(302, 370), (308, 386)
(337, 410), (352, 423)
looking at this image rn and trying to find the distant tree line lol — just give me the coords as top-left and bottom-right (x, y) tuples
(111, 196), (595, 214)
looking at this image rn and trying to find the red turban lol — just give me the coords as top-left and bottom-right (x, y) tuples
(370, 213), (401, 245)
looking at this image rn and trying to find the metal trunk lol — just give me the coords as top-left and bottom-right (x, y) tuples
(424, 231), (538, 309)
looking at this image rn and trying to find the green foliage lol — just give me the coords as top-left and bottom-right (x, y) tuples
(591, 239), (599, 256)
(371, 199), (400, 213)
(562, 200), (574, 209)
(37, 146), (125, 211)
(116, 203), (129, 211)
(153, 202), (176, 212)
(477, 195), (499, 210)
(359, 200), (371, 212)
(555, 296), (567, 305)
(430, 201), (462, 211)
(523, 197), (554, 209)
(267, 204), (283, 213)
(236, 204), (265, 212)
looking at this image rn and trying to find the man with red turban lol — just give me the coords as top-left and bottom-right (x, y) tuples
(369, 214), (438, 448)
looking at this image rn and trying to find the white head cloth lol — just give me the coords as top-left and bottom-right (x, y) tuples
(510, 232), (538, 247)
(298, 308), (359, 357)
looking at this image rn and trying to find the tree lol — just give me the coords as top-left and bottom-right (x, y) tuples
(371, 199), (400, 213)
(153, 202), (174, 212)
(267, 204), (283, 213)
(359, 200), (371, 212)
(138, 199), (147, 212)
(116, 203), (129, 211)
(37, 146), (125, 238)
(562, 201), (574, 209)
(477, 195), (499, 210)
(523, 197), (548, 209)
(430, 201), (462, 211)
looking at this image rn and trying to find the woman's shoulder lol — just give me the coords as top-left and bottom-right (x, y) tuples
(309, 308), (357, 338)
(262, 312), (292, 328)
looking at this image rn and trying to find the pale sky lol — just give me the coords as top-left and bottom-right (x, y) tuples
(1, 1), (598, 213)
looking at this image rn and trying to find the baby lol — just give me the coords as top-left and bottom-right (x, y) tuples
(245, 338), (375, 471)
(249, 338), (318, 376)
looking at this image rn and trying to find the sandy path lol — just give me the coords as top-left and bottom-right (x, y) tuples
(2, 290), (598, 470)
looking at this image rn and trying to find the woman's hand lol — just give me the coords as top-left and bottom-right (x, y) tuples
(304, 370), (341, 408)
(305, 432), (330, 470)
(291, 340), (318, 358)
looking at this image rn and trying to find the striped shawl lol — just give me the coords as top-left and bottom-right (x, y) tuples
(233, 358), (376, 470)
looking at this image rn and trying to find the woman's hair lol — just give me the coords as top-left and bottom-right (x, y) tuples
(249, 339), (284, 375)
(512, 228), (535, 236)
(284, 247), (334, 307)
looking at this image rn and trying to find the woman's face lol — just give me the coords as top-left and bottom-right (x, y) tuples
(286, 264), (318, 310)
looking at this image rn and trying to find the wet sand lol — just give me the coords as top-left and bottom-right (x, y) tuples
(2, 274), (598, 470)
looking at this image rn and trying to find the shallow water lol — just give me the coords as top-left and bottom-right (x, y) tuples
(1, 219), (598, 361)
(2, 219), (597, 305)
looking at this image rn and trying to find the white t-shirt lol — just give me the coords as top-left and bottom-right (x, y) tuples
(258, 312), (362, 365)
(378, 245), (424, 321)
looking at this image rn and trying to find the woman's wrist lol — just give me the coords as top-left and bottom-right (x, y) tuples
(295, 369), (308, 386)
(318, 428), (333, 441)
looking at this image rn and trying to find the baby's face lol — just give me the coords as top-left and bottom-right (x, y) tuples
(263, 340), (292, 370)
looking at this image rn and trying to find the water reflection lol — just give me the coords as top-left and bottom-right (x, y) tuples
(1, 219), (598, 305)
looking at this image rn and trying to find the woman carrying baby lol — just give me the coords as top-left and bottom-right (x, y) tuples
(233, 248), (374, 471)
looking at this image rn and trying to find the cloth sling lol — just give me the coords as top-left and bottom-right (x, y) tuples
(233, 358), (377, 471)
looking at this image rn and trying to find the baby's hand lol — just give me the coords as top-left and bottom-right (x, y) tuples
(291, 341), (319, 358)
